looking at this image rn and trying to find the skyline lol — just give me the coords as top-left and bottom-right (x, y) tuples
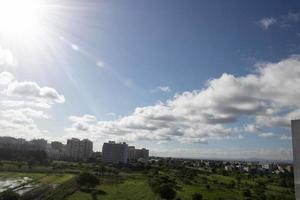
(0, 0), (300, 160)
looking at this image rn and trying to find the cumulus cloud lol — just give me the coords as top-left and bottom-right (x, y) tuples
(0, 71), (65, 106)
(6, 81), (65, 104)
(69, 114), (97, 123)
(0, 46), (16, 66)
(1, 108), (49, 119)
(0, 71), (15, 85)
(257, 17), (277, 30)
(0, 107), (50, 139)
(0, 100), (51, 109)
(0, 72), (65, 140)
(65, 55), (300, 144)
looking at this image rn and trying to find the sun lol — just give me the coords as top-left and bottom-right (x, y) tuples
(0, 0), (46, 39)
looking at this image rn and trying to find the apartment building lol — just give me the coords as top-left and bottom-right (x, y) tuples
(102, 141), (128, 164)
(67, 138), (93, 161)
(128, 146), (149, 163)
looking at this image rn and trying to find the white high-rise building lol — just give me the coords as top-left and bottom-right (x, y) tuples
(292, 119), (300, 200)
(30, 139), (47, 150)
(67, 138), (93, 161)
(79, 139), (93, 160)
(102, 141), (128, 164)
(128, 146), (149, 163)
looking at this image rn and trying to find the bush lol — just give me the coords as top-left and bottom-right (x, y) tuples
(192, 192), (203, 200)
(159, 183), (176, 200)
(148, 174), (178, 200)
(76, 172), (99, 188)
(242, 189), (251, 198)
(38, 178), (79, 200)
(0, 190), (20, 200)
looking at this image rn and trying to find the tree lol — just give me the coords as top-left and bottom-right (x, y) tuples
(236, 176), (242, 185)
(76, 172), (99, 188)
(229, 180), (236, 188)
(242, 189), (251, 198)
(159, 183), (176, 200)
(91, 190), (98, 200)
(253, 181), (266, 200)
(98, 165), (106, 176)
(16, 163), (23, 169)
(192, 192), (203, 200)
(0, 190), (20, 200)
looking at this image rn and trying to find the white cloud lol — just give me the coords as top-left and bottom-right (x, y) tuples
(244, 124), (259, 133)
(69, 114), (97, 123)
(151, 86), (171, 93)
(107, 112), (116, 117)
(280, 134), (292, 140)
(158, 86), (171, 92)
(257, 17), (277, 30)
(256, 109), (300, 128)
(6, 81), (65, 104)
(0, 71), (14, 85)
(0, 46), (16, 66)
(0, 118), (48, 139)
(287, 12), (300, 22)
(0, 100), (51, 109)
(1, 108), (49, 119)
(64, 55), (300, 144)
(257, 12), (300, 30)
(258, 132), (274, 138)
(0, 107), (50, 139)
(0, 72), (65, 140)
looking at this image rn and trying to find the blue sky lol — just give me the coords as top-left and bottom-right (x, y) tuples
(0, 0), (300, 160)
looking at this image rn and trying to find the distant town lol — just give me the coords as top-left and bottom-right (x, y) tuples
(0, 135), (296, 200)
(0, 136), (293, 176)
(0, 136), (149, 164)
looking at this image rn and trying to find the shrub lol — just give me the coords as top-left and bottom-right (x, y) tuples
(192, 192), (203, 200)
(159, 183), (176, 200)
(0, 190), (20, 200)
(76, 172), (99, 188)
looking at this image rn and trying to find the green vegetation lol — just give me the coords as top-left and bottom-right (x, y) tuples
(192, 193), (203, 200)
(76, 172), (99, 189)
(148, 174), (177, 200)
(68, 178), (160, 200)
(0, 190), (20, 200)
(0, 160), (295, 200)
(40, 177), (79, 200)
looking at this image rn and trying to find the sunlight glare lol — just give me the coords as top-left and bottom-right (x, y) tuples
(0, 0), (45, 39)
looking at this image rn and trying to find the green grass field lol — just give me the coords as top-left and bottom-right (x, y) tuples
(67, 172), (295, 200)
(68, 178), (161, 200)
(0, 162), (295, 200)
(0, 172), (46, 179)
(0, 171), (74, 185)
